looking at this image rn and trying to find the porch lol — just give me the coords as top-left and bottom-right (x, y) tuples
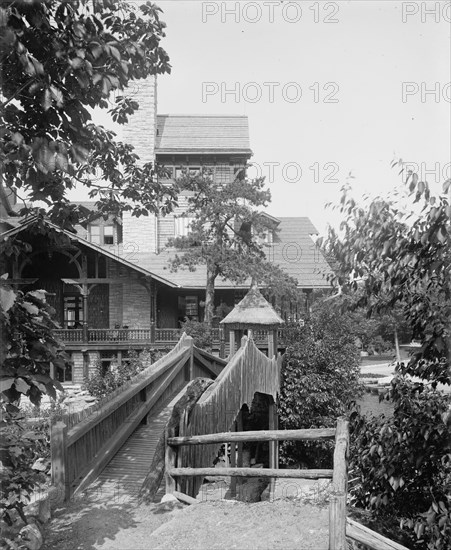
(53, 327), (286, 350)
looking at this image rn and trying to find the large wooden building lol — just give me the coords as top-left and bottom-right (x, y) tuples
(0, 77), (333, 384)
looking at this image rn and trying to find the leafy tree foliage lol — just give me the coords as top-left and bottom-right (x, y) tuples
(324, 169), (451, 549)
(349, 380), (450, 549)
(179, 319), (213, 351)
(324, 170), (450, 379)
(0, 0), (174, 226)
(345, 303), (411, 355)
(0, 283), (66, 405)
(278, 303), (362, 468)
(0, 280), (68, 536)
(168, 170), (301, 324)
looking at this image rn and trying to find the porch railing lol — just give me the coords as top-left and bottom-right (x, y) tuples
(53, 327), (288, 347)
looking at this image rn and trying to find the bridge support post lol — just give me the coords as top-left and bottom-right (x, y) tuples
(165, 428), (177, 495)
(268, 400), (278, 500)
(329, 418), (349, 550)
(51, 421), (70, 502)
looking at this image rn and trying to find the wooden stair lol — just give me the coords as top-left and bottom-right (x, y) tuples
(86, 385), (189, 504)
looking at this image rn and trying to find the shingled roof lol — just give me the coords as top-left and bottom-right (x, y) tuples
(156, 115), (252, 155)
(133, 217), (333, 289)
(220, 285), (284, 329)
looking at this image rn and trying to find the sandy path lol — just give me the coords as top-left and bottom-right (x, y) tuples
(43, 493), (329, 550)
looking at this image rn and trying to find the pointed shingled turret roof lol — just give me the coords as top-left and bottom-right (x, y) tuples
(220, 284), (284, 330)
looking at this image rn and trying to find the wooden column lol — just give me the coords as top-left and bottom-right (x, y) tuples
(230, 420), (237, 498)
(268, 329), (275, 358)
(236, 410), (244, 494)
(82, 291), (88, 343)
(165, 428), (177, 495)
(219, 326), (225, 358)
(268, 399), (278, 500)
(329, 418), (349, 550)
(51, 421), (69, 501)
(229, 330), (236, 357)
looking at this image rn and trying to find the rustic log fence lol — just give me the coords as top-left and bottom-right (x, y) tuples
(164, 419), (349, 550)
(165, 418), (409, 550)
(50, 333), (226, 501)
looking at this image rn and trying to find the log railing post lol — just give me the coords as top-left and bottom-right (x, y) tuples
(329, 417), (349, 550)
(230, 420), (237, 498)
(50, 421), (69, 502)
(268, 399), (278, 500)
(165, 428), (177, 495)
(219, 327), (225, 359)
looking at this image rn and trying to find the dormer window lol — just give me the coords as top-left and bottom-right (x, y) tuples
(261, 229), (273, 245)
(103, 225), (114, 245)
(88, 224), (116, 245)
(89, 225), (101, 245)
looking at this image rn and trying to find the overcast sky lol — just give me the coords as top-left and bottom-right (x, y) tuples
(78, 0), (450, 235)
(154, 0), (450, 234)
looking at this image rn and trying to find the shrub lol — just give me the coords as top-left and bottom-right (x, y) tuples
(0, 408), (49, 543)
(83, 348), (170, 398)
(349, 376), (451, 549)
(278, 304), (362, 468)
(180, 319), (212, 351)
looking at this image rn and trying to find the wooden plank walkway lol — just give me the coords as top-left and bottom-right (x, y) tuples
(84, 385), (189, 505)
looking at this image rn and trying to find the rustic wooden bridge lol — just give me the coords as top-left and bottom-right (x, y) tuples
(50, 333), (408, 550)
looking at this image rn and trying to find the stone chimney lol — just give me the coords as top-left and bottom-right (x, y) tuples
(121, 75), (158, 255)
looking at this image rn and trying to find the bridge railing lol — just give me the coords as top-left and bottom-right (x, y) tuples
(50, 333), (227, 501)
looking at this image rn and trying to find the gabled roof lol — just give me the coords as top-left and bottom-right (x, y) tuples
(0, 219), (179, 289)
(220, 285), (284, 328)
(132, 216), (332, 289)
(156, 115), (253, 156)
(268, 217), (332, 287)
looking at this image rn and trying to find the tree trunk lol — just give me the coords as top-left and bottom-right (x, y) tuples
(394, 326), (401, 363)
(138, 377), (214, 504)
(204, 266), (217, 326)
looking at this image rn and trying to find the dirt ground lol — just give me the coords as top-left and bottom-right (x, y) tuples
(42, 484), (329, 550)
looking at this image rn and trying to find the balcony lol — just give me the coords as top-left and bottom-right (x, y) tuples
(53, 327), (285, 349)
(54, 328), (185, 346)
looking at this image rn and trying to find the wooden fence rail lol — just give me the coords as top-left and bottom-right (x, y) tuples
(164, 419), (349, 550)
(346, 518), (410, 550)
(50, 333), (227, 501)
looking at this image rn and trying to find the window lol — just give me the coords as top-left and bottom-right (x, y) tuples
(175, 167), (185, 180)
(89, 225), (100, 244)
(64, 295), (83, 328)
(56, 353), (73, 383)
(174, 216), (194, 237)
(185, 296), (199, 319)
(260, 229), (273, 245)
(177, 295), (199, 321)
(103, 225), (114, 245)
(88, 224), (115, 245)
(174, 167), (201, 180)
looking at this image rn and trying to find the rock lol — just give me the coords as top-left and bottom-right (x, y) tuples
(25, 497), (51, 524)
(156, 493), (185, 512)
(48, 485), (64, 506)
(235, 478), (268, 503)
(19, 522), (43, 550)
(160, 493), (178, 503)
